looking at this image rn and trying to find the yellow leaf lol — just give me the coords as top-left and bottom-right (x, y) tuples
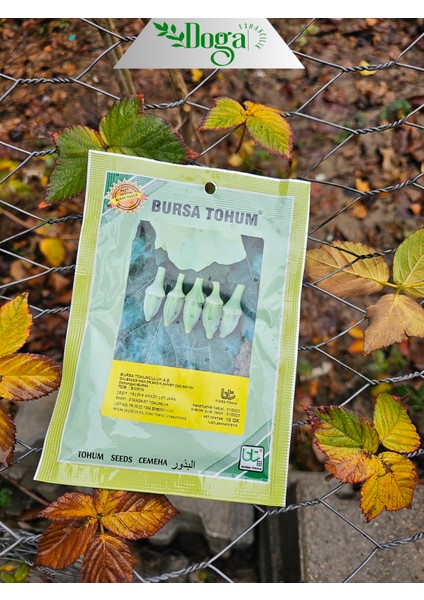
(370, 383), (392, 397)
(373, 393), (420, 453)
(306, 406), (379, 483)
(364, 294), (424, 354)
(244, 101), (293, 158)
(92, 489), (130, 517)
(359, 60), (377, 76)
(191, 68), (203, 83)
(352, 202), (368, 220)
(39, 238), (66, 267)
(393, 228), (424, 298)
(347, 339), (364, 355)
(0, 404), (16, 467)
(348, 325), (364, 339)
(0, 353), (61, 400)
(101, 492), (179, 540)
(227, 153), (244, 168)
(39, 491), (97, 520)
(355, 177), (371, 192)
(199, 97), (293, 159)
(199, 97), (246, 130)
(0, 293), (32, 359)
(305, 242), (389, 297)
(360, 452), (417, 521)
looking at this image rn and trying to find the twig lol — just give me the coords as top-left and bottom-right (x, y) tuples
(0, 472), (49, 507)
(95, 18), (135, 98)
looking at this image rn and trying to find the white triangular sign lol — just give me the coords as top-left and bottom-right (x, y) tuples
(115, 19), (304, 69)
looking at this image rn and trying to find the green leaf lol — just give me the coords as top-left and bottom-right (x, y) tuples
(99, 96), (142, 148)
(43, 126), (105, 204)
(244, 101), (293, 158)
(44, 97), (190, 205)
(199, 97), (247, 130)
(12, 564), (30, 583)
(100, 97), (188, 163)
(107, 116), (188, 164)
(373, 393), (420, 453)
(306, 405), (380, 483)
(393, 228), (424, 298)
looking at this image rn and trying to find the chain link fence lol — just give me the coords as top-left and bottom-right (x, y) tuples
(0, 18), (423, 583)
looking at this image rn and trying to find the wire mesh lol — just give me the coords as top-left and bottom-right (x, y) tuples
(0, 18), (423, 583)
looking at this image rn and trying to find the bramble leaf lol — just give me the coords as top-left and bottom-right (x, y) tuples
(364, 294), (424, 354)
(92, 489), (125, 517)
(43, 126), (105, 204)
(0, 292), (31, 359)
(200, 97), (247, 130)
(39, 238), (66, 267)
(99, 96), (142, 149)
(81, 533), (133, 583)
(35, 519), (98, 570)
(39, 491), (97, 521)
(305, 405), (379, 483)
(43, 97), (190, 205)
(99, 96), (188, 163)
(393, 228), (424, 298)
(0, 353), (62, 401)
(200, 97), (293, 159)
(305, 242), (389, 297)
(360, 451), (417, 521)
(373, 393), (420, 453)
(0, 404), (16, 467)
(34, 489), (178, 582)
(244, 101), (293, 158)
(110, 114), (188, 163)
(101, 492), (179, 540)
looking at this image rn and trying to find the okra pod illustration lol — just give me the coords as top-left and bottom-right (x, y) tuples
(163, 273), (185, 326)
(143, 266), (166, 322)
(219, 284), (245, 338)
(202, 281), (224, 340)
(183, 277), (205, 334)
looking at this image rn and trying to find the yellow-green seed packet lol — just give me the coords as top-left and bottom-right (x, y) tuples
(36, 151), (310, 506)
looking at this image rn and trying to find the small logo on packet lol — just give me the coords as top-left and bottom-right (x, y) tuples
(108, 180), (146, 213)
(239, 445), (264, 472)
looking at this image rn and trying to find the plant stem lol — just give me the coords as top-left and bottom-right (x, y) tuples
(95, 19), (135, 98)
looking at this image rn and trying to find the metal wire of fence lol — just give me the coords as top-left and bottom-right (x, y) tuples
(0, 18), (423, 583)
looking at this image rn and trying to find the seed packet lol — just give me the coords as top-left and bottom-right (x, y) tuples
(36, 151), (310, 506)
